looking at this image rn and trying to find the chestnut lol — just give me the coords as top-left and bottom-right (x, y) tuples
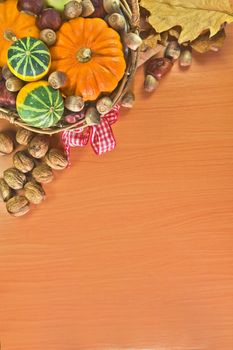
(17, 0), (44, 16)
(36, 8), (62, 31)
(146, 57), (173, 80)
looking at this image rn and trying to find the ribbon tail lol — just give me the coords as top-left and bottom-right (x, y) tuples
(90, 118), (116, 155)
(61, 128), (90, 164)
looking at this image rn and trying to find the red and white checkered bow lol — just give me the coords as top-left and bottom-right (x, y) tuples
(61, 105), (120, 163)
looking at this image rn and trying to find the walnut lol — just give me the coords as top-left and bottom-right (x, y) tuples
(32, 164), (53, 184)
(0, 132), (14, 155)
(16, 128), (34, 146)
(3, 168), (26, 190)
(24, 181), (45, 204)
(44, 148), (68, 170)
(13, 151), (35, 173)
(0, 178), (12, 202)
(28, 134), (50, 159)
(6, 195), (30, 217)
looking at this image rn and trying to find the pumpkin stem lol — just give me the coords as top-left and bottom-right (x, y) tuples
(4, 30), (18, 43)
(77, 48), (92, 63)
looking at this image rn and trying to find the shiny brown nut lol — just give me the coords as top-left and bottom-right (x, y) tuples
(3, 168), (26, 190)
(6, 195), (30, 217)
(146, 57), (173, 80)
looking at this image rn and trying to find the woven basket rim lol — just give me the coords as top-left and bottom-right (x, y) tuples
(0, 0), (140, 135)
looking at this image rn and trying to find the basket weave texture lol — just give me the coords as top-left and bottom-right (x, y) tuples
(0, 0), (140, 135)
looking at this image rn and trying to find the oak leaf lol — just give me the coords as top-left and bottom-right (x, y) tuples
(191, 29), (226, 53)
(140, 0), (233, 43)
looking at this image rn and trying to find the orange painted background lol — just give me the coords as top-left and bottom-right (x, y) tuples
(0, 29), (233, 350)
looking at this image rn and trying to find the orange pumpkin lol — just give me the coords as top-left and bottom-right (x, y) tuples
(50, 17), (126, 101)
(0, 0), (39, 66)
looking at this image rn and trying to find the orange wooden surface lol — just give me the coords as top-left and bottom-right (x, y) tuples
(0, 29), (233, 350)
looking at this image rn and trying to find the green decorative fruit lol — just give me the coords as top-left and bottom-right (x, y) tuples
(16, 81), (64, 128)
(45, 0), (70, 11)
(7, 37), (51, 82)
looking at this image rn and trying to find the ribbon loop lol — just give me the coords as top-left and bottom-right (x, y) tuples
(61, 105), (120, 163)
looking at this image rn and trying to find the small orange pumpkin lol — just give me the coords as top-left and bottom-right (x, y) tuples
(0, 0), (40, 66)
(50, 17), (126, 101)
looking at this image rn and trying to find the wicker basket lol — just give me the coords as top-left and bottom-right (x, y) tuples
(0, 0), (140, 135)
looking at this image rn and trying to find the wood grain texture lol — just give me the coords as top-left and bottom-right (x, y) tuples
(0, 28), (233, 350)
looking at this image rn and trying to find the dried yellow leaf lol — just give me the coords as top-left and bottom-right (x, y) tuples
(140, 0), (233, 43)
(191, 29), (226, 53)
(142, 33), (161, 49)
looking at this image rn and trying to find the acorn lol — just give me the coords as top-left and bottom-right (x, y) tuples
(0, 132), (14, 156)
(40, 28), (57, 46)
(85, 107), (100, 126)
(6, 195), (30, 217)
(24, 181), (45, 204)
(82, 0), (95, 17)
(146, 57), (173, 80)
(0, 81), (17, 108)
(6, 77), (24, 92)
(65, 95), (84, 112)
(121, 91), (135, 108)
(48, 71), (67, 89)
(96, 96), (113, 114)
(165, 41), (181, 60)
(124, 32), (142, 51)
(2, 65), (14, 80)
(103, 0), (120, 14)
(17, 0), (44, 16)
(16, 128), (34, 145)
(0, 178), (12, 202)
(28, 134), (50, 159)
(107, 13), (126, 31)
(144, 74), (159, 93)
(36, 8), (62, 31)
(179, 49), (192, 67)
(64, 1), (82, 19)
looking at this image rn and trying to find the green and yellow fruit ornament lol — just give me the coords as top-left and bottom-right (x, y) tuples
(16, 81), (64, 128)
(0, 0), (39, 66)
(7, 37), (51, 82)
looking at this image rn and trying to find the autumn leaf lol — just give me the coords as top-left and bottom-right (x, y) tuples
(137, 45), (164, 67)
(140, 0), (233, 43)
(191, 29), (226, 53)
(142, 33), (161, 49)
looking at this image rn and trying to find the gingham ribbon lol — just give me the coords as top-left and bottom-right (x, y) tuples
(61, 105), (120, 162)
